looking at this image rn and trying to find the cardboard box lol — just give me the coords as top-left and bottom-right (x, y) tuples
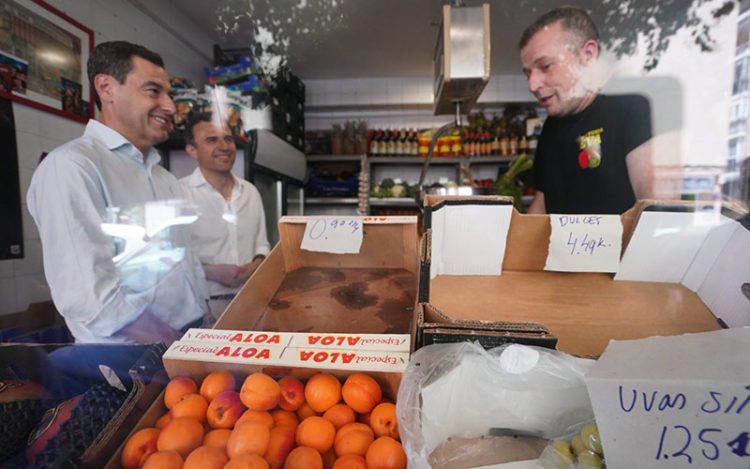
(0, 343), (167, 468)
(416, 197), (746, 357)
(585, 328), (750, 469)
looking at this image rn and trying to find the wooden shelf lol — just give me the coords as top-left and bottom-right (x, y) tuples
(307, 155), (516, 164)
(306, 197), (359, 205)
(369, 198), (418, 207)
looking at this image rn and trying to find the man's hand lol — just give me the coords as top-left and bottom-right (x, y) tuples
(116, 310), (182, 345)
(238, 256), (265, 282)
(527, 191), (546, 214)
(203, 263), (243, 287)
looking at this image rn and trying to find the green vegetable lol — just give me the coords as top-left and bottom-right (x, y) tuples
(494, 153), (533, 211)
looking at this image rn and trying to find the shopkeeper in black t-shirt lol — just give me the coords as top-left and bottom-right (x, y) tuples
(519, 6), (654, 215)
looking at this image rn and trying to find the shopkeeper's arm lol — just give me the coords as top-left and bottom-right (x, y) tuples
(527, 191), (546, 214)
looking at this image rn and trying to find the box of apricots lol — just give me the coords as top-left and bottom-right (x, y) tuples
(110, 370), (407, 469)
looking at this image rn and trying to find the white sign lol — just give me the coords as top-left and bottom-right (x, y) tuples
(300, 217), (364, 253)
(586, 328), (750, 469)
(545, 214), (622, 273)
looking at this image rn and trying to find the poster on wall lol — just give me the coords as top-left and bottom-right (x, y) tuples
(0, 0), (93, 123)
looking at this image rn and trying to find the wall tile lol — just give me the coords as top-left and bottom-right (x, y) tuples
(15, 274), (51, 313)
(13, 239), (44, 277)
(15, 131), (42, 171)
(0, 260), (14, 279)
(0, 278), (17, 315)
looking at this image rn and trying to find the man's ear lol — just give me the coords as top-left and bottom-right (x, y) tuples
(185, 143), (199, 161)
(581, 39), (599, 64)
(94, 74), (115, 105)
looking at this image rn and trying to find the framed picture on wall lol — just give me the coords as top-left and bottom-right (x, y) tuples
(0, 0), (94, 123)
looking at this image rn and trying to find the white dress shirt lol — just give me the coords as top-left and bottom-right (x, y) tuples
(27, 120), (209, 343)
(180, 168), (271, 297)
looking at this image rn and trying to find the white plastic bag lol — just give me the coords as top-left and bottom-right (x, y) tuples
(397, 342), (596, 468)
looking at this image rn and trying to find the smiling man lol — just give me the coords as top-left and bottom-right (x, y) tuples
(520, 6), (655, 215)
(27, 41), (209, 343)
(180, 112), (270, 320)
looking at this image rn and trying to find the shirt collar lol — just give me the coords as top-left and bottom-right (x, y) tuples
(84, 119), (162, 168)
(188, 167), (242, 196)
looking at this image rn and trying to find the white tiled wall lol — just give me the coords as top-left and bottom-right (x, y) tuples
(1, 0), (212, 315)
(304, 74), (532, 131)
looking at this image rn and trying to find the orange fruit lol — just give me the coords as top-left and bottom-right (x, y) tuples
(304, 373), (341, 413)
(225, 453), (270, 469)
(203, 428), (232, 449)
(183, 445), (228, 469)
(365, 436), (406, 469)
(323, 403), (356, 430)
(341, 374), (382, 414)
(200, 370), (236, 401)
(334, 422), (374, 457)
(227, 420), (271, 458)
(237, 409), (274, 429)
(240, 373), (281, 411)
(171, 393), (209, 423)
(156, 417), (205, 457)
(296, 415), (336, 453)
(164, 376), (198, 409)
(264, 425), (296, 468)
(271, 409), (299, 429)
(369, 402), (399, 440)
(332, 454), (367, 469)
(284, 446), (323, 469)
(142, 450), (183, 469)
(155, 411), (173, 429)
(121, 427), (160, 469)
(322, 449), (337, 469)
(296, 401), (319, 421)
(357, 411), (371, 427)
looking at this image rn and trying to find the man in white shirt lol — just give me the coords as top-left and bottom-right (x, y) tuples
(27, 41), (209, 343)
(180, 112), (271, 319)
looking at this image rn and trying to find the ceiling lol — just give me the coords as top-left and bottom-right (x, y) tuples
(171, 0), (608, 80)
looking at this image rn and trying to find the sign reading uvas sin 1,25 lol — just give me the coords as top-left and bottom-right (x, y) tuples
(300, 217), (364, 254)
(545, 214), (623, 273)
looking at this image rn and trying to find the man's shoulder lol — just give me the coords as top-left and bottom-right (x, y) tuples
(38, 134), (103, 172)
(598, 93), (650, 110)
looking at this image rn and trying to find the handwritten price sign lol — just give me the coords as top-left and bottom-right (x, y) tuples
(545, 214), (622, 272)
(300, 217), (363, 254)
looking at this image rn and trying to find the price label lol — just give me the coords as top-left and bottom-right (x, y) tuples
(300, 217), (363, 254)
(545, 214), (622, 273)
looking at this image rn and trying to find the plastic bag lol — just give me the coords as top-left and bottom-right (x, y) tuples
(397, 342), (596, 468)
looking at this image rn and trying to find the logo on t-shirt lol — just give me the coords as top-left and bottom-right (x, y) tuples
(577, 128), (603, 169)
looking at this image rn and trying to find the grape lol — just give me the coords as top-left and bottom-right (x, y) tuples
(581, 424), (603, 454)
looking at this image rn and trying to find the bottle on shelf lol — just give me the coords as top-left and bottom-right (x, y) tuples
(395, 129), (404, 156)
(369, 129), (380, 156)
(386, 129), (396, 155)
(509, 133), (519, 156)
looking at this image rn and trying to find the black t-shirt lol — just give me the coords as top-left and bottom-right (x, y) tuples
(534, 94), (652, 214)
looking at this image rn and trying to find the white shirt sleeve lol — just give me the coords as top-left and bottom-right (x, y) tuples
(249, 184), (271, 257)
(27, 153), (147, 338)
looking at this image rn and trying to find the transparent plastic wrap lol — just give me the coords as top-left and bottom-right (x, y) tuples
(397, 342), (596, 468)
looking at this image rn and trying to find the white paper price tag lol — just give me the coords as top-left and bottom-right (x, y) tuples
(301, 217), (364, 254)
(545, 214), (622, 273)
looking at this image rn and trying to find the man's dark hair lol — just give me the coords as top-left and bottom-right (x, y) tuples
(183, 112), (214, 146)
(518, 6), (599, 51)
(87, 41), (165, 110)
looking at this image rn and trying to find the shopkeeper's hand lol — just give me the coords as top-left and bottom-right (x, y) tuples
(203, 263), (243, 287)
(238, 255), (265, 282)
(116, 310), (182, 345)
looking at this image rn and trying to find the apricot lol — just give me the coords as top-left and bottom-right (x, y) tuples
(207, 390), (246, 428)
(121, 427), (160, 469)
(296, 415), (335, 453)
(203, 428), (232, 450)
(304, 373), (341, 413)
(156, 417), (205, 457)
(155, 411), (173, 429)
(172, 393), (209, 423)
(142, 450), (183, 469)
(323, 403), (356, 431)
(183, 445), (228, 469)
(270, 409), (299, 429)
(164, 376), (198, 409)
(200, 370), (236, 401)
(332, 454), (367, 469)
(369, 402), (399, 440)
(237, 409), (274, 429)
(284, 446), (323, 469)
(322, 449), (337, 469)
(264, 425), (296, 468)
(240, 373), (281, 411)
(227, 420), (271, 458)
(334, 422), (374, 457)
(341, 373), (382, 414)
(225, 453), (270, 469)
(365, 436), (406, 469)
(277, 376), (305, 411)
(296, 401), (319, 421)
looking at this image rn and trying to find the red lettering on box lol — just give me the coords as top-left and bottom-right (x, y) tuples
(300, 351), (314, 361)
(229, 333), (243, 342)
(216, 346), (230, 357)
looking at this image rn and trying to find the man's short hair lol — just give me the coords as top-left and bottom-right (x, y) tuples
(518, 6), (599, 51)
(183, 112), (215, 146)
(87, 41), (165, 110)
